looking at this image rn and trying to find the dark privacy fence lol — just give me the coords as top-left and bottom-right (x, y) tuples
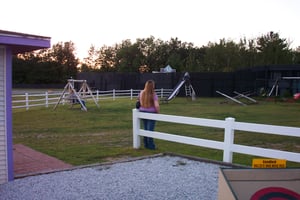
(13, 65), (300, 97)
(77, 71), (257, 97)
(77, 65), (300, 97)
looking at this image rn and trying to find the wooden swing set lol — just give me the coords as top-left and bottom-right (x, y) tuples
(53, 79), (99, 111)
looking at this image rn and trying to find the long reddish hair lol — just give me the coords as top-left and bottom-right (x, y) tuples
(141, 80), (155, 108)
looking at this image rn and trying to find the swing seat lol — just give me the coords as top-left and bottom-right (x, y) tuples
(69, 98), (85, 109)
(53, 79), (98, 111)
(70, 98), (80, 105)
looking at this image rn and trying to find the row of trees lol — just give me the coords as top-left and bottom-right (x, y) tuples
(13, 31), (300, 84)
(13, 42), (78, 84)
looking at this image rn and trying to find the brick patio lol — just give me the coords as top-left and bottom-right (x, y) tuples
(13, 144), (72, 177)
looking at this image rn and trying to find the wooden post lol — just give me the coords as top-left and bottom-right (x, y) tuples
(25, 93), (29, 110)
(45, 92), (48, 108)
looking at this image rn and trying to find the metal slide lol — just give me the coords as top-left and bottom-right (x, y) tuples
(165, 80), (186, 101)
(164, 72), (190, 102)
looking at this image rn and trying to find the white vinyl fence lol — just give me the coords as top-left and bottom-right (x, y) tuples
(132, 109), (300, 164)
(12, 89), (173, 110)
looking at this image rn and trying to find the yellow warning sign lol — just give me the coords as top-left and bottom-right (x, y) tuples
(252, 159), (286, 168)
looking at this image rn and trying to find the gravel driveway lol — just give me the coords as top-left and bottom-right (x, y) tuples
(0, 155), (229, 200)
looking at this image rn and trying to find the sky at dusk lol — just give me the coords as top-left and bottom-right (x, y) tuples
(1, 0), (300, 60)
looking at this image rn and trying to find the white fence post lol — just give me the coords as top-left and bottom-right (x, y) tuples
(45, 92), (49, 108)
(96, 90), (99, 101)
(25, 93), (29, 110)
(223, 117), (235, 163)
(130, 89), (133, 100)
(113, 89), (115, 100)
(132, 109), (141, 148)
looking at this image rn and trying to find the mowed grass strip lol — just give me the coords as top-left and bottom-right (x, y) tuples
(13, 97), (300, 167)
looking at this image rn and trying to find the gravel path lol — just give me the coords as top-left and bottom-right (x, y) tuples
(0, 155), (225, 200)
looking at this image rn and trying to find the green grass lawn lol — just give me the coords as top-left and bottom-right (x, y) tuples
(13, 97), (300, 167)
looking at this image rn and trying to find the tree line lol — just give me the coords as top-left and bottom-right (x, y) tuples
(13, 31), (300, 84)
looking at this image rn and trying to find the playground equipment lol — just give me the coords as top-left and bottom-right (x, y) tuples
(53, 79), (99, 111)
(268, 76), (300, 97)
(268, 77), (281, 97)
(294, 93), (300, 100)
(163, 72), (196, 102)
(216, 90), (257, 106)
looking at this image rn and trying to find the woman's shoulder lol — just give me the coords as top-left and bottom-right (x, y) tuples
(138, 90), (144, 95)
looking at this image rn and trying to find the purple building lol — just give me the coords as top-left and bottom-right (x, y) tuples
(0, 30), (50, 184)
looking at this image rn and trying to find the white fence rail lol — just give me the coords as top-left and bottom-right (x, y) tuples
(132, 109), (300, 164)
(12, 89), (173, 110)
